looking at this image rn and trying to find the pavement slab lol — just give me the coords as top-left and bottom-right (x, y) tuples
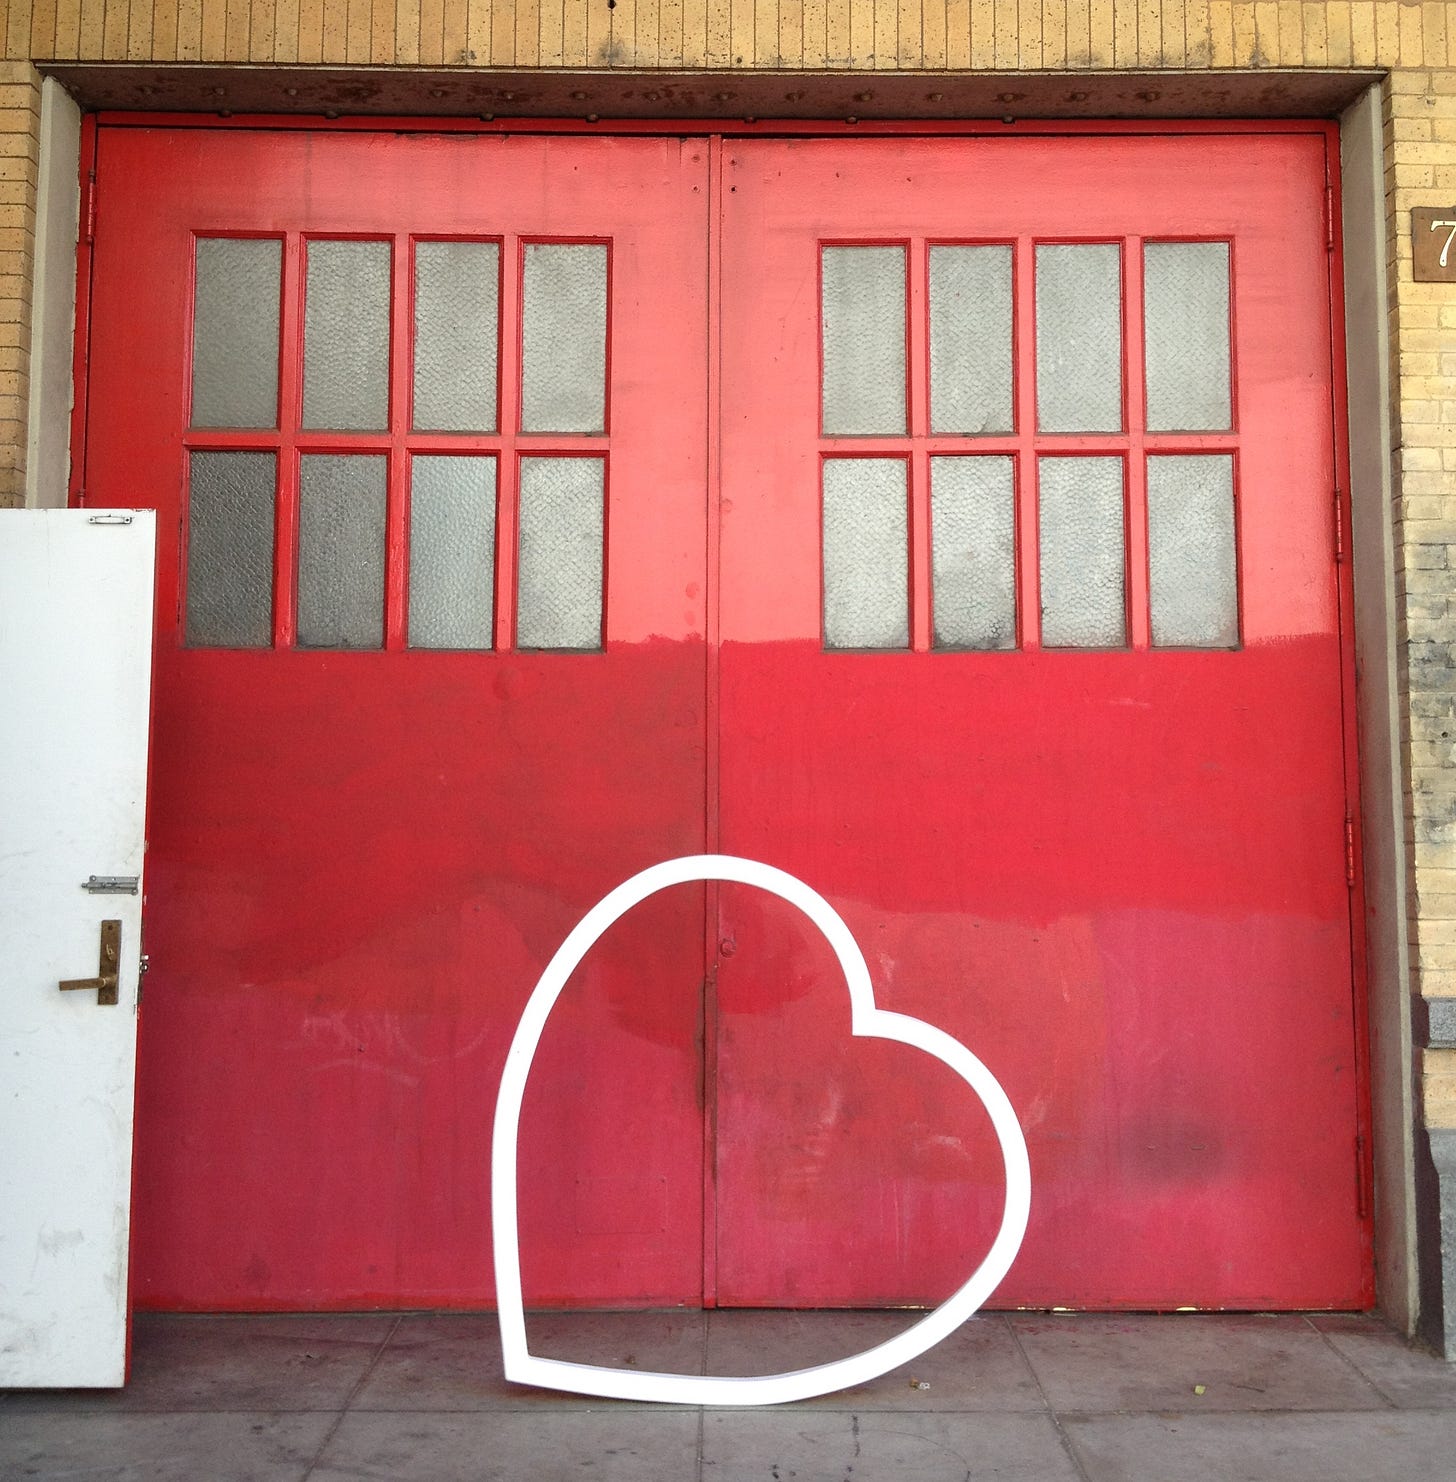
(1063, 1411), (1456, 1482)
(1008, 1312), (1388, 1414)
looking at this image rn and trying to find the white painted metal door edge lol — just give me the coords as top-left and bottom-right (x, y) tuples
(491, 853), (1032, 1406)
(0, 510), (156, 1387)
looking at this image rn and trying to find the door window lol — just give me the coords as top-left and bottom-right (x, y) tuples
(183, 233), (609, 652)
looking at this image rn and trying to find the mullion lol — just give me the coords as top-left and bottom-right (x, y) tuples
(1123, 234), (1150, 651)
(273, 230), (304, 650)
(1013, 237), (1040, 650)
(908, 237), (931, 652)
(495, 234), (523, 652)
(384, 232), (412, 651)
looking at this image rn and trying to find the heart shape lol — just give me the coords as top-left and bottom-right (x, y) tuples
(492, 854), (1031, 1406)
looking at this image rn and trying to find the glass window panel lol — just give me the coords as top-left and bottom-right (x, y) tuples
(302, 240), (391, 431)
(1035, 243), (1123, 433)
(1038, 456), (1126, 647)
(414, 241), (500, 433)
(1144, 241), (1232, 431)
(186, 451), (275, 647)
(517, 457), (604, 649)
(191, 238), (282, 429)
(931, 456), (1016, 649)
(520, 244), (608, 434)
(297, 454), (387, 649)
(929, 246), (1013, 435)
(821, 246), (907, 435)
(1148, 454), (1238, 647)
(408, 456), (497, 650)
(822, 458), (909, 649)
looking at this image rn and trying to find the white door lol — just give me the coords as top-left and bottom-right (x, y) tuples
(0, 509), (155, 1387)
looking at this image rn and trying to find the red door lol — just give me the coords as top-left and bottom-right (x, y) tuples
(82, 121), (1367, 1313)
(714, 131), (1368, 1308)
(85, 126), (712, 1308)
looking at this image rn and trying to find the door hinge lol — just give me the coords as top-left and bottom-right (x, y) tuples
(82, 169), (97, 245)
(1333, 489), (1346, 563)
(1355, 1130), (1370, 1219)
(1345, 815), (1357, 888)
(1324, 167), (1336, 252)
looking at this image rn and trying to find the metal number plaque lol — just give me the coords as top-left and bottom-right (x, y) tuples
(1412, 208), (1456, 283)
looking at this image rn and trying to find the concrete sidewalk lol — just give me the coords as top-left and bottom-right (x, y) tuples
(4, 1310), (1455, 1480)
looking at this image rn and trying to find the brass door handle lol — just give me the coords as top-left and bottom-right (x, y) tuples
(59, 920), (121, 1005)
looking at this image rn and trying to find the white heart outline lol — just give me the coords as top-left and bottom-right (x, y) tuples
(491, 853), (1032, 1407)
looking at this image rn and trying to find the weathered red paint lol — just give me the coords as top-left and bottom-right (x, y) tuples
(713, 133), (1368, 1309)
(79, 121), (1370, 1313)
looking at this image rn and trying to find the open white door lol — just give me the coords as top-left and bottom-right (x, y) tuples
(0, 509), (155, 1387)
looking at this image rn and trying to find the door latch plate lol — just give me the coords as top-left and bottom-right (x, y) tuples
(59, 920), (121, 1005)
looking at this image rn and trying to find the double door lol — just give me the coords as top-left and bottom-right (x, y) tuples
(84, 121), (1368, 1311)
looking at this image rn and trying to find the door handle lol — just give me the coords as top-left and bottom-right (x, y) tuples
(59, 920), (121, 1005)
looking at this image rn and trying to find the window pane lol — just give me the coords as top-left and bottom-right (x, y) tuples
(1144, 241), (1232, 431)
(192, 238), (281, 430)
(931, 456), (1016, 649)
(1148, 454), (1238, 647)
(1035, 244), (1123, 433)
(303, 240), (391, 431)
(186, 451), (275, 647)
(520, 244), (607, 434)
(409, 456), (497, 650)
(414, 241), (500, 433)
(822, 458), (909, 649)
(821, 246), (907, 435)
(517, 457), (604, 649)
(297, 454), (387, 649)
(1038, 457), (1126, 647)
(929, 246), (1013, 435)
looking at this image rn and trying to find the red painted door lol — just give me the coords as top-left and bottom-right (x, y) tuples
(85, 127), (711, 1308)
(713, 132), (1368, 1309)
(82, 122), (1366, 1314)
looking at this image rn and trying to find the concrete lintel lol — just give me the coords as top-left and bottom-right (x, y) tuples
(42, 62), (1383, 123)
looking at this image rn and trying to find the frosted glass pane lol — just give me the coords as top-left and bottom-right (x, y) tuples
(823, 459), (909, 649)
(520, 244), (607, 434)
(1148, 454), (1238, 647)
(1036, 244), (1123, 433)
(822, 247), (907, 435)
(929, 246), (1013, 435)
(303, 240), (390, 430)
(297, 454), (386, 649)
(931, 457), (1016, 649)
(186, 452), (275, 647)
(409, 457), (497, 650)
(1144, 241), (1232, 431)
(517, 458), (604, 649)
(1038, 457), (1126, 647)
(414, 241), (499, 432)
(191, 238), (281, 429)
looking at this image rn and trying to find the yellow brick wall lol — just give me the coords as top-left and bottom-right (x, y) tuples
(0, 61), (37, 510)
(0, 5), (1454, 1143)
(0, 0), (1453, 70)
(1387, 65), (1456, 1132)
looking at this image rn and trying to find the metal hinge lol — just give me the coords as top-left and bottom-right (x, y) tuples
(1333, 489), (1345, 563)
(1325, 166), (1336, 252)
(1355, 1130), (1369, 1219)
(82, 169), (97, 245)
(1345, 815), (1356, 888)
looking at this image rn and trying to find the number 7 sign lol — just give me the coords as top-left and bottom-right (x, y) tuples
(1413, 207), (1456, 281)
